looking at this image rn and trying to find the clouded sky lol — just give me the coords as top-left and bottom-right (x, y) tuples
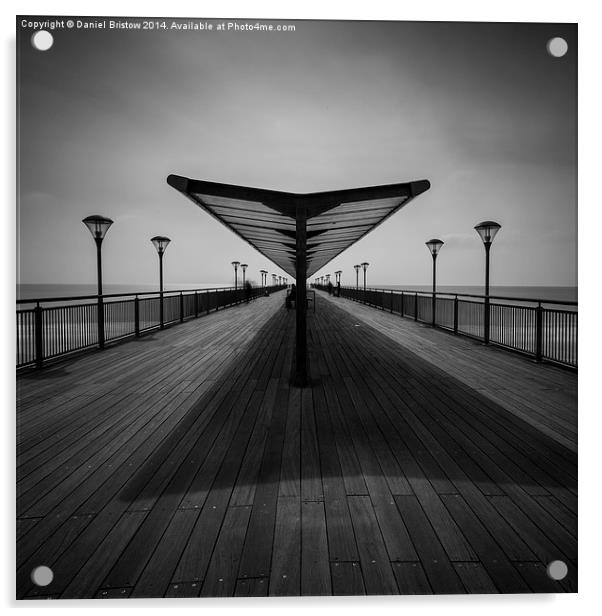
(17, 18), (576, 288)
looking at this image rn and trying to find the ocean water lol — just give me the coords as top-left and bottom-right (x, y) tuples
(378, 285), (577, 304)
(17, 282), (233, 301)
(17, 283), (577, 303)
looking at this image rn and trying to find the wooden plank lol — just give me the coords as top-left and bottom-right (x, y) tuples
(347, 495), (398, 595)
(441, 494), (531, 593)
(229, 380), (279, 506)
(488, 495), (577, 563)
(234, 577), (268, 597)
(394, 495), (466, 594)
(323, 379), (419, 562)
(17, 514), (93, 598)
(533, 495), (577, 538)
(17, 517), (40, 541)
(392, 562), (432, 595)
(301, 501), (331, 595)
(95, 587), (133, 599)
(165, 582), (200, 598)
(130, 509), (199, 597)
(200, 505), (252, 597)
(514, 561), (571, 593)
(313, 384), (358, 562)
(300, 388), (322, 501)
(331, 562), (365, 596)
(237, 384), (289, 579)
(269, 497), (301, 596)
(321, 382), (368, 496)
(453, 563), (498, 594)
(61, 511), (148, 598)
(278, 388), (301, 497)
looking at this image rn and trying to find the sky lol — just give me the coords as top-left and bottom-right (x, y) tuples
(17, 18), (577, 289)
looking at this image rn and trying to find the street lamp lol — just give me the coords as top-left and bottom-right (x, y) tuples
(241, 263), (248, 287)
(151, 236), (171, 329)
(354, 264), (360, 290)
(425, 239), (444, 326)
(272, 273), (277, 286)
(361, 262), (369, 292)
(231, 261), (240, 289)
(82, 215), (114, 348)
(474, 221), (501, 344)
(260, 269), (267, 287)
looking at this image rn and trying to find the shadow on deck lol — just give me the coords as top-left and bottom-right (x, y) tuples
(16, 293), (577, 598)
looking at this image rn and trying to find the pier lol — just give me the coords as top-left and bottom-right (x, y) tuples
(16, 290), (577, 598)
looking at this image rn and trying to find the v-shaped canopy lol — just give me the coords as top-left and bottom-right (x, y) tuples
(167, 174), (430, 279)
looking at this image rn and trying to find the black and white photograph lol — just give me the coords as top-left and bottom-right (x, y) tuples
(15, 15), (577, 600)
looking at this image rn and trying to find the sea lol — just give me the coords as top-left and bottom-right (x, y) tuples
(17, 283), (577, 303)
(16, 282), (232, 302)
(378, 285), (577, 304)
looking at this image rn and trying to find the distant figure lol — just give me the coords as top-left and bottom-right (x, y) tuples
(327, 281), (333, 296)
(286, 283), (297, 310)
(244, 280), (252, 303)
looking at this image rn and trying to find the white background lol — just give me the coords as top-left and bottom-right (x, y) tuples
(2, 1), (599, 614)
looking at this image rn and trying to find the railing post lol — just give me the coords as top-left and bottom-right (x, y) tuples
(484, 297), (490, 344)
(98, 296), (105, 348)
(432, 292), (436, 327)
(194, 291), (199, 318)
(34, 302), (44, 368)
(180, 292), (184, 323)
(414, 293), (418, 321)
(400, 292), (404, 317)
(390, 291), (394, 313)
(453, 295), (458, 334)
(535, 302), (543, 362)
(134, 296), (140, 337)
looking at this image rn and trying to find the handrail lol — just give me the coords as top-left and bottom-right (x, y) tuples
(319, 285), (577, 307)
(16, 284), (280, 305)
(313, 284), (577, 369)
(16, 285), (288, 369)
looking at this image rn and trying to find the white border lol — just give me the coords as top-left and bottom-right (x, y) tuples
(3, 1), (600, 614)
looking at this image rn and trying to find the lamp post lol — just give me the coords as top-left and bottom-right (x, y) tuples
(241, 263), (248, 287)
(231, 261), (240, 289)
(474, 221), (501, 344)
(425, 239), (444, 326)
(82, 215), (114, 348)
(272, 274), (277, 286)
(260, 269), (267, 288)
(151, 236), (171, 329)
(361, 262), (369, 292)
(354, 265), (360, 290)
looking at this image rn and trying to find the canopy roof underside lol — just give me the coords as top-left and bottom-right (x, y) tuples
(167, 174), (430, 279)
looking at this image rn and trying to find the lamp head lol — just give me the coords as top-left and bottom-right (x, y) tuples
(474, 221), (501, 245)
(151, 235), (171, 255)
(425, 238), (444, 256)
(82, 215), (113, 241)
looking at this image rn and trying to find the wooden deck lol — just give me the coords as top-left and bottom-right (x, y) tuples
(16, 290), (577, 598)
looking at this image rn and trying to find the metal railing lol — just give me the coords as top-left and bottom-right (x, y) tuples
(314, 285), (577, 369)
(16, 285), (287, 369)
